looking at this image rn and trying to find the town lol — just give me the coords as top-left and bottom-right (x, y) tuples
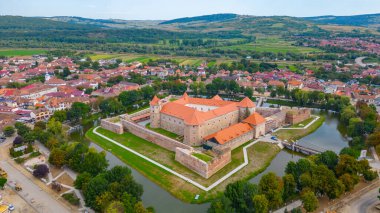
(0, 3), (380, 213)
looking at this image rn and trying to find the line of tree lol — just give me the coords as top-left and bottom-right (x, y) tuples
(208, 150), (377, 213)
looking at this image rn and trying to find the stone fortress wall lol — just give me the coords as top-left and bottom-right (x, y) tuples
(101, 117), (124, 134)
(121, 118), (192, 152)
(175, 147), (231, 179)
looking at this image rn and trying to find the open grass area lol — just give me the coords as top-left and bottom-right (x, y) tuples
(219, 37), (322, 53)
(192, 153), (213, 163)
(274, 115), (325, 142)
(127, 106), (149, 114)
(290, 117), (315, 128)
(0, 49), (47, 56)
(86, 127), (280, 203)
(145, 123), (180, 140)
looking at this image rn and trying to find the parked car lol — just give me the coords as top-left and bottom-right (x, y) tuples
(270, 136), (278, 141)
(0, 137), (5, 143)
(8, 204), (15, 211)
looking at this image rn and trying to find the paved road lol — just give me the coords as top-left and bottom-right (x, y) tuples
(0, 161), (70, 213)
(0, 138), (70, 213)
(355, 57), (367, 68)
(342, 187), (379, 213)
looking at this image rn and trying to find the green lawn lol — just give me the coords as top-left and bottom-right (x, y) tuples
(0, 49), (47, 56)
(274, 115), (325, 141)
(145, 123), (180, 140)
(86, 127), (280, 203)
(192, 153), (213, 162)
(290, 117), (315, 128)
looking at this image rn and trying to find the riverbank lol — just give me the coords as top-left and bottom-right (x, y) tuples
(273, 115), (325, 141)
(85, 127), (280, 203)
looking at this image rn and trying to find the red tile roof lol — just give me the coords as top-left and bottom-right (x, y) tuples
(243, 112), (265, 125)
(204, 123), (253, 144)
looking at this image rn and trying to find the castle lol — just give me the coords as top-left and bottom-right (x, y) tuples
(150, 93), (266, 149)
(101, 93), (311, 179)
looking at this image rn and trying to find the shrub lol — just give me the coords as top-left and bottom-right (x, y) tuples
(10, 148), (23, 158)
(363, 170), (378, 181)
(24, 144), (34, 154)
(33, 164), (50, 178)
(14, 157), (26, 164)
(62, 193), (80, 206)
(3, 126), (15, 137)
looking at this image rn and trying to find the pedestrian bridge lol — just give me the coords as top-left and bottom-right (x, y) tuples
(281, 141), (325, 155)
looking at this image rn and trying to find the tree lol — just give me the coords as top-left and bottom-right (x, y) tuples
(34, 121), (46, 130)
(283, 174), (296, 201)
(33, 164), (49, 178)
(51, 110), (67, 122)
(74, 172), (92, 190)
(3, 126), (15, 137)
(340, 147), (360, 159)
(67, 102), (91, 122)
(339, 174), (356, 192)
(105, 201), (125, 213)
(300, 189), (319, 212)
(13, 136), (24, 146)
(81, 149), (108, 176)
(47, 118), (62, 135)
(224, 181), (258, 212)
(259, 172), (283, 208)
(0, 177), (7, 189)
(315, 151), (338, 170)
(252, 194), (268, 213)
(366, 132), (380, 147)
(83, 175), (109, 211)
(363, 170), (378, 181)
(208, 196), (233, 213)
(49, 148), (67, 168)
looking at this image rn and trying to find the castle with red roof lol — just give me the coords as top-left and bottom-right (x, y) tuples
(150, 93), (266, 148)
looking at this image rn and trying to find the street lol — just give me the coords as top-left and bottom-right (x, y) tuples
(0, 138), (70, 213)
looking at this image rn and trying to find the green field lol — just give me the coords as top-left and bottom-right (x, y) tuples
(86, 127), (280, 203)
(192, 153), (213, 162)
(146, 123), (180, 140)
(220, 37), (322, 53)
(274, 115), (325, 141)
(290, 117), (315, 128)
(0, 49), (47, 56)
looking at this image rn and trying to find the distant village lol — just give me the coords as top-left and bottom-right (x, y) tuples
(0, 54), (379, 131)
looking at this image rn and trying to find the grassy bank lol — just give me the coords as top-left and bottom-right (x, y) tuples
(145, 123), (180, 140)
(86, 127), (280, 203)
(274, 115), (325, 141)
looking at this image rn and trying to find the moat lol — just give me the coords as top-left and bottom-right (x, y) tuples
(89, 111), (348, 213)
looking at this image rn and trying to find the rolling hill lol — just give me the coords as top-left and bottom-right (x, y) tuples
(303, 13), (380, 28)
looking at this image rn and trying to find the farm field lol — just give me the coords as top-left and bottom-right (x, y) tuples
(0, 49), (47, 56)
(86, 127), (280, 203)
(219, 37), (322, 53)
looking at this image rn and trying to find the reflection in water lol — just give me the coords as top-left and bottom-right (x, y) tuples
(249, 150), (303, 184)
(89, 111), (346, 213)
(90, 143), (210, 213)
(297, 111), (348, 154)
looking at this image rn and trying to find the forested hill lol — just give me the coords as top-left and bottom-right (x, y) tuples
(304, 13), (380, 28)
(159, 13), (238, 25)
(0, 16), (98, 30)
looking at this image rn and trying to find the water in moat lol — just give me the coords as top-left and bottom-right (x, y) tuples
(89, 111), (348, 213)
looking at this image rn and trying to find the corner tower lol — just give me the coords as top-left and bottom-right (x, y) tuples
(238, 97), (256, 121)
(150, 96), (161, 128)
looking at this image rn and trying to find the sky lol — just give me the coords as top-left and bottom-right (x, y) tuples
(1, 0), (380, 20)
